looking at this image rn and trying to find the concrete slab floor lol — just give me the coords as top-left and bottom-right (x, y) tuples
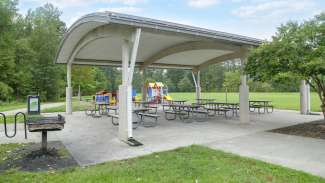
(0, 109), (324, 178)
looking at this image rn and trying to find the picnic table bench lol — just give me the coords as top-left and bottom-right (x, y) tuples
(108, 108), (160, 128)
(205, 102), (239, 118)
(249, 100), (274, 114)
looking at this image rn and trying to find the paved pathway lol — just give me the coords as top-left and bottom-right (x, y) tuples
(0, 102), (64, 115)
(0, 109), (324, 178)
(205, 132), (325, 178)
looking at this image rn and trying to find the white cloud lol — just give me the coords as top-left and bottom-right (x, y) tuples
(187, 0), (220, 8)
(21, 0), (146, 8)
(232, 0), (316, 19)
(97, 6), (142, 14)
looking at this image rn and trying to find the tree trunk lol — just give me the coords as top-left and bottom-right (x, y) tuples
(321, 103), (325, 121)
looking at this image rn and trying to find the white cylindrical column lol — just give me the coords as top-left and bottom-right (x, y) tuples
(118, 85), (133, 140)
(300, 80), (309, 115)
(118, 39), (133, 141)
(196, 71), (201, 100)
(307, 81), (311, 114)
(192, 70), (201, 102)
(140, 69), (147, 102)
(239, 59), (249, 123)
(66, 64), (73, 115)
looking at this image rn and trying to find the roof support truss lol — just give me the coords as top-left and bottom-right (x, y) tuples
(140, 41), (241, 70)
(196, 47), (249, 70)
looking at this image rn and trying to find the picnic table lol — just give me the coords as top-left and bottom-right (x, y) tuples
(205, 102), (239, 117)
(165, 104), (207, 121)
(249, 100), (273, 113)
(171, 100), (187, 105)
(106, 105), (119, 114)
(84, 102), (110, 117)
(134, 101), (158, 113)
(196, 99), (215, 105)
(108, 107), (159, 128)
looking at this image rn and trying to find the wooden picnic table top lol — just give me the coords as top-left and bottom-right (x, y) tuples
(134, 101), (150, 104)
(249, 100), (272, 103)
(171, 100), (187, 103)
(95, 102), (110, 105)
(206, 102), (239, 105)
(133, 108), (150, 113)
(106, 107), (150, 113)
(107, 105), (119, 110)
(196, 99), (215, 101)
(169, 104), (201, 108)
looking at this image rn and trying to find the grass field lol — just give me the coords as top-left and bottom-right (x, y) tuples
(0, 144), (324, 183)
(170, 92), (322, 112)
(0, 92), (322, 113)
(0, 102), (26, 112)
(42, 100), (92, 113)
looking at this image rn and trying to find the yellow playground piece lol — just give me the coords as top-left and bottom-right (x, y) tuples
(164, 95), (172, 101)
(134, 96), (142, 102)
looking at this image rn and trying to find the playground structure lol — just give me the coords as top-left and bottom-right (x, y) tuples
(95, 91), (117, 105)
(146, 82), (172, 104)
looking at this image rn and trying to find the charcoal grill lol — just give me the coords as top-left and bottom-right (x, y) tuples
(27, 115), (65, 152)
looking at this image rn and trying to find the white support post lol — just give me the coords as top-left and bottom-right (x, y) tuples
(128, 28), (141, 84)
(118, 28), (141, 142)
(239, 58), (249, 123)
(300, 80), (310, 115)
(119, 39), (132, 141)
(307, 81), (311, 113)
(66, 64), (73, 115)
(192, 70), (201, 101)
(140, 69), (147, 102)
(197, 71), (201, 100)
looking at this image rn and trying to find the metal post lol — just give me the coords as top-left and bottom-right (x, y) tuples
(306, 83), (311, 114)
(66, 64), (73, 115)
(41, 131), (47, 152)
(119, 29), (141, 142)
(239, 58), (249, 123)
(300, 80), (309, 115)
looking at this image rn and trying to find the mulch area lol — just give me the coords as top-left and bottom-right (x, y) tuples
(270, 119), (325, 140)
(0, 141), (78, 172)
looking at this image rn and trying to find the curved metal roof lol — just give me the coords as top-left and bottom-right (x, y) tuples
(55, 11), (262, 69)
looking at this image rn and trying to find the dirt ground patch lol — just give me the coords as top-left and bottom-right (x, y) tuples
(0, 141), (78, 172)
(270, 120), (325, 140)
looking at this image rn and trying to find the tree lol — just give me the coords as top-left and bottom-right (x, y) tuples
(222, 71), (240, 92)
(177, 76), (194, 92)
(166, 69), (185, 92)
(26, 4), (66, 101)
(0, 0), (18, 101)
(245, 13), (325, 119)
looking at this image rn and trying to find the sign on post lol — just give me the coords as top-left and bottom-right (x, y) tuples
(27, 95), (40, 115)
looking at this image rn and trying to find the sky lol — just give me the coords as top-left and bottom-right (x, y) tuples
(18, 0), (325, 40)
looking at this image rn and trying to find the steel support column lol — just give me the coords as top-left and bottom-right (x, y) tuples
(118, 28), (141, 142)
(239, 58), (249, 123)
(300, 80), (311, 115)
(66, 64), (73, 115)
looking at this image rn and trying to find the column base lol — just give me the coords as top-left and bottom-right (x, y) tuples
(239, 84), (249, 123)
(66, 87), (73, 115)
(118, 85), (133, 141)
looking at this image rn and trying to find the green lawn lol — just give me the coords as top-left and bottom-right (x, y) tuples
(42, 100), (92, 113)
(1, 92), (322, 114)
(170, 92), (322, 112)
(0, 144), (324, 183)
(0, 102), (26, 112)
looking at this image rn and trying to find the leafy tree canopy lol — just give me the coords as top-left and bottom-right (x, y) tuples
(246, 13), (325, 118)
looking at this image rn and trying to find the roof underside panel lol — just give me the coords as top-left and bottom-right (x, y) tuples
(75, 30), (194, 62)
(156, 50), (232, 66)
(55, 12), (262, 69)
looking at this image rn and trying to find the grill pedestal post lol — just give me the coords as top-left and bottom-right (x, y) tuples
(41, 131), (47, 152)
